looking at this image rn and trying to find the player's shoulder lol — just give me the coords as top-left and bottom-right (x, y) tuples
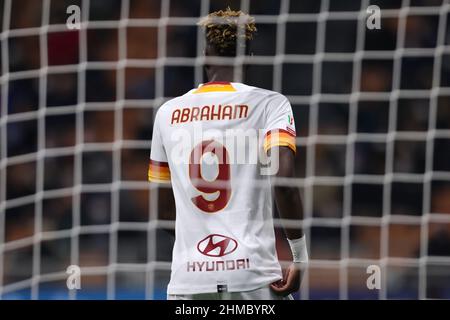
(231, 83), (289, 104)
(155, 83), (289, 116)
(238, 84), (291, 110)
(156, 84), (207, 111)
(244, 84), (288, 100)
(154, 94), (189, 116)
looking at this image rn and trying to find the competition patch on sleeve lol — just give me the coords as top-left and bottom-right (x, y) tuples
(263, 129), (297, 154)
(148, 160), (171, 182)
(286, 114), (296, 136)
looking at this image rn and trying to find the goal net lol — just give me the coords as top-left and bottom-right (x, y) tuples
(1, 0), (450, 300)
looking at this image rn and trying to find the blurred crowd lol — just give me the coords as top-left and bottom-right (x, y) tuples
(2, 0), (450, 299)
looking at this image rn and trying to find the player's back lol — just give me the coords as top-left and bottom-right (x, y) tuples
(148, 81), (297, 294)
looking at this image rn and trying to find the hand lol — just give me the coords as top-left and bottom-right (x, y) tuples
(270, 263), (303, 296)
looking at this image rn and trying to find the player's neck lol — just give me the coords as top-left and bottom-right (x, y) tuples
(206, 67), (235, 83)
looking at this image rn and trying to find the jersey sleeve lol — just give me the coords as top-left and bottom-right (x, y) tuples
(263, 94), (297, 154)
(148, 109), (171, 183)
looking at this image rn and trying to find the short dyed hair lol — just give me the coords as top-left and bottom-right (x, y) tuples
(198, 7), (257, 56)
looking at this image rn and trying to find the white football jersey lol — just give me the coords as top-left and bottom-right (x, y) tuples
(148, 81), (297, 295)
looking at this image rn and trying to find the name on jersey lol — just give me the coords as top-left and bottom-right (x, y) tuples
(187, 258), (250, 272)
(171, 104), (249, 124)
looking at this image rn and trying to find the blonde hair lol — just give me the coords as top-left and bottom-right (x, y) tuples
(198, 7), (257, 55)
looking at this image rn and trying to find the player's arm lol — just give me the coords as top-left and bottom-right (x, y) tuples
(148, 109), (176, 235)
(158, 187), (176, 236)
(272, 146), (304, 239)
(263, 94), (308, 296)
(269, 146), (308, 296)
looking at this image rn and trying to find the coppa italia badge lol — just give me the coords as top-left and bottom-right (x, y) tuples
(288, 114), (294, 125)
(197, 234), (238, 257)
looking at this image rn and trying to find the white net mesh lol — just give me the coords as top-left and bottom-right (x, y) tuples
(1, 0), (450, 299)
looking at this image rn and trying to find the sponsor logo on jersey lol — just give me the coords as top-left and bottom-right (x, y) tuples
(188, 234), (250, 272)
(187, 258), (250, 272)
(197, 234), (238, 257)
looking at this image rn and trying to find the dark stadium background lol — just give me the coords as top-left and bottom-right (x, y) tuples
(2, 0), (450, 299)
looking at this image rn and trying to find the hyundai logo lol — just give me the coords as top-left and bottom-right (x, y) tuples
(197, 234), (238, 257)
